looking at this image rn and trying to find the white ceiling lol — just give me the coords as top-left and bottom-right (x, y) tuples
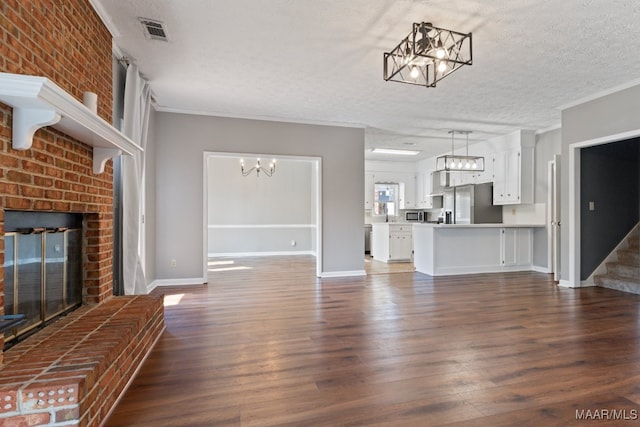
(92, 0), (640, 160)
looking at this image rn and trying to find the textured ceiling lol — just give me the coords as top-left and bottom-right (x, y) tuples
(92, 0), (640, 160)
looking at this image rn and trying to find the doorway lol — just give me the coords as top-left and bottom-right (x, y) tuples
(567, 129), (640, 287)
(203, 153), (322, 278)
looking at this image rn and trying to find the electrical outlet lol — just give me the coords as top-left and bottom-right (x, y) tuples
(170, 259), (177, 268)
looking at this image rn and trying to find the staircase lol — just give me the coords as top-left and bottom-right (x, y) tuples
(594, 227), (640, 294)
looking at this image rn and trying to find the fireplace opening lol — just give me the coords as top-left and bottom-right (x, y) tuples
(3, 211), (83, 348)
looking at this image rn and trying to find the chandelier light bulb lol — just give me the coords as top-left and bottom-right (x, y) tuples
(457, 160), (463, 169)
(436, 47), (446, 59)
(410, 66), (419, 79)
(437, 61), (448, 73)
(240, 157), (276, 177)
(465, 160), (471, 169)
(449, 159), (456, 169)
(472, 161), (478, 169)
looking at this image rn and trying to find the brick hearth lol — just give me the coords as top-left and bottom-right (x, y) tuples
(0, 295), (164, 425)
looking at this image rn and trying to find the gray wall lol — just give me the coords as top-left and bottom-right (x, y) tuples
(532, 128), (561, 269)
(561, 83), (640, 283)
(580, 140), (640, 279)
(144, 108), (157, 284)
(154, 112), (364, 280)
(207, 156), (316, 255)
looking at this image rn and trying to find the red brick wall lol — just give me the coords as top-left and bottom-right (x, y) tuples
(0, 0), (114, 362)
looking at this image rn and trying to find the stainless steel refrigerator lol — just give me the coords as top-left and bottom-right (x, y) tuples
(443, 182), (503, 224)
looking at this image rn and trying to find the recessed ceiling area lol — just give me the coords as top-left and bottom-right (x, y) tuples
(92, 0), (640, 160)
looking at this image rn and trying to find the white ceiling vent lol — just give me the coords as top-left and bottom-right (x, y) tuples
(139, 18), (168, 42)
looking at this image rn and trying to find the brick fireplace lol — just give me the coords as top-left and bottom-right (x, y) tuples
(0, 2), (166, 425)
(0, 0), (115, 361)
(0, 90), (116, 358)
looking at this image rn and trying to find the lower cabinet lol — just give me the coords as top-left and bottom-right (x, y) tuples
(371, 224), (413, 262)
(389, 230), (413, 261)
(500, 227), (532, 266)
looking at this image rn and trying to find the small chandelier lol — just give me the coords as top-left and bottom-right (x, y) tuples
(240, 158), (276, 177)
(436, 131), (484, 172)
(383, 22), (472, 87)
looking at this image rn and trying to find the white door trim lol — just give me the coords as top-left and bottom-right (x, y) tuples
(203, 152), (323, 280)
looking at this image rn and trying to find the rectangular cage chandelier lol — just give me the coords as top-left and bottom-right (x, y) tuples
(383, 22), (472, 87)
(436, 130), (484, 172)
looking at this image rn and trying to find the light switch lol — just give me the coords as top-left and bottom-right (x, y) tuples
(588, 201), (595, 211)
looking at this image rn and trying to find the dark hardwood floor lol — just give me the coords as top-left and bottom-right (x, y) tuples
(105, 256), (640, 426)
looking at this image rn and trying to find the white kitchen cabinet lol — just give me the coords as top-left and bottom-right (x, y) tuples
(416, 172), (425, 208)
(364, 172), (375, 210)
(501, 228), (532, 266)
(390, 231), (413, 261)
(371, 224), (413, 262)
(415, 171), (443, 209)
(399, 174), (416, 209)
(432, 171), (449, 193)
(493, 149), (519, 204)
(450, 171), (476, 186)
(473, 158), (493, 184)
(416, 172), (430, 208)
(491, 131), (535, 205)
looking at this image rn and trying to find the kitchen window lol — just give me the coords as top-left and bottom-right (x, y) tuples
(373, 183), (399, 218)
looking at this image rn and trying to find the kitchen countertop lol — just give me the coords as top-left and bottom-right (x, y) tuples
(413, 223), (545, 228)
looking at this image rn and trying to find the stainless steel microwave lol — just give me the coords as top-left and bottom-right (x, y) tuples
(404, 211), (424, 222)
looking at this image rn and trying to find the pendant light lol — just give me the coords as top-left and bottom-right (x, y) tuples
(435, 130), (485, 172)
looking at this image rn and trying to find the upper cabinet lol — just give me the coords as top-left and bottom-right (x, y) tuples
(416, 171), (429, 208)
(399, 174), (415, 209)
(491, 130), (535, 205)
(364, 172), (375, 209)
(415, 171), (442, 209)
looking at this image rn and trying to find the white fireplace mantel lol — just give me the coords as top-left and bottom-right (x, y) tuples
(0, 72), (142, 174)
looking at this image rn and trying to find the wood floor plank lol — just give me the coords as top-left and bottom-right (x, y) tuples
(105, 255), (640, 426)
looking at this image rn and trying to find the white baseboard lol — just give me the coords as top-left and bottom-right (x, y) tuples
(320, 270), (366, 278)
(557, 279), (597, 288)
(531, 265), (551, 274)
(147, 277), (206, 293)
(421, 264), (533, 276)
(208, 251), (316, 257)
(558, 279), (578, 288)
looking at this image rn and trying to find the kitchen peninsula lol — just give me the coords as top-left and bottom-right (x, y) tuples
(413, 223), (544, 276)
